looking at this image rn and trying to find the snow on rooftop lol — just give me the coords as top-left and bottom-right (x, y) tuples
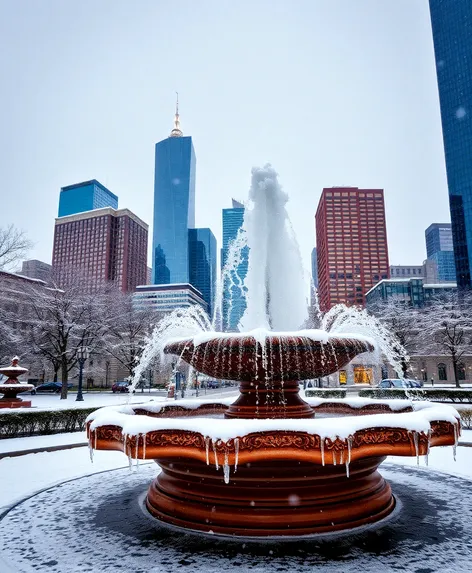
(423, 283), (457, 289)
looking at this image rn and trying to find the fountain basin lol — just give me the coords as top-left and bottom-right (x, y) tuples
(87, 399), (460, 538)
(164, 330), (374, 419)
(0, 383), (34, 408)
(164, 330), (374, 382)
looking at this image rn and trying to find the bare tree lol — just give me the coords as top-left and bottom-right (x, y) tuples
(0, 225), (33, 270)
(0, 320), (19, 366)
(14, 273), (109, 398)
(103, 291), (161, 382)
(0, 274), (35, 366)
(417, 291), (472, 387)
(369, 299), (420, 378)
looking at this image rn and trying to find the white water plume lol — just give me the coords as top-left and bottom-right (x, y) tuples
(239, 164), (308, 331)
(132, 164), (407, 387)
(321, 304), (408, 378)
(130, 305), (212, 391)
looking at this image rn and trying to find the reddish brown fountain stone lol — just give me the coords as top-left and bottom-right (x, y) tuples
(87, 332), (460, 538)
(164, 333), (373, 419)
(0, 357), (33, 408)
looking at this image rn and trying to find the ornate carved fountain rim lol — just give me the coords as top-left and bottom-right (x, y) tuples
(86, 399), (461, 469)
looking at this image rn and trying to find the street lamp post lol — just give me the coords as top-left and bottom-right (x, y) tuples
(173, 365), (178, 401)
(76, 346), (89, 402)
(105, 360), (110, 388)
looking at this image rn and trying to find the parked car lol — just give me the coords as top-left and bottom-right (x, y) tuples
(112, 381), (135, 393)
(405, 379), (423, 388)
(206, 380), (219, 389)
(31, 382), (73, 394)
(376, 379), (422, 389)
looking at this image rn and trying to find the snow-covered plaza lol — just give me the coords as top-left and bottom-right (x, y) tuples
(1, 390), (471, 573)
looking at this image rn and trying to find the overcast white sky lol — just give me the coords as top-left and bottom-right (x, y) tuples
(0, 0), (448, 273)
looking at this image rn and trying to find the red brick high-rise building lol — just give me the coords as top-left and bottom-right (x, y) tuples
(315, 187), (389, 311)
(52, 207), (148, 292)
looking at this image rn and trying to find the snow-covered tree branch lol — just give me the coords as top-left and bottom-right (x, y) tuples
(11, 271), (110, 398)
(0, 225), (33, 270)
(368, 299), (420, 377)
(417, 291), (472, 387)
(103, 291), (162, 381)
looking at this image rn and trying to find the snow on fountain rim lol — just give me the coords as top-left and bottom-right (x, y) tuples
(87, 400), (460, 443)
(85, 396), (410, 419)
(0, 383), (34, 389)
(165, 328), (376, 348)
(0, 366), (29, 373)
(303, 396), (413, 411)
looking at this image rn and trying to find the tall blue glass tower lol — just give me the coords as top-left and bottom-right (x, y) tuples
(425, 223), (456, 282)
(222, 200), (248, 331)
(58, 180), (117, 217)
(152, 104), (196, 284)
(189, 228), (217, 316)
(430, 0), (472, 287)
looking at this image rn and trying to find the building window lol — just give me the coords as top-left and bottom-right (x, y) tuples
(458, 363), (466, 381)
(353, 366), (374, 384)
(438, 363), (447, 381)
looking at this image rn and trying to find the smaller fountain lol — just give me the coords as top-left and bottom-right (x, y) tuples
(0, 357), (33, 408)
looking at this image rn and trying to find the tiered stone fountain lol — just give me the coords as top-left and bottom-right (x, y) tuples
(87, 166), (460, 538)
(87, 330), (459, 538)
(0, 356), (33, 408)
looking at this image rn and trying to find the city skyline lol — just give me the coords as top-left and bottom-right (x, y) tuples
(0, 1), (450, 277)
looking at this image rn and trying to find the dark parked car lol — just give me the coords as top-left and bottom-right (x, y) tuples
(376, 379), (422, 389)
(206, 380), (219, 389)
(112, 381), (135, 393)
(31, 382), (73, 394)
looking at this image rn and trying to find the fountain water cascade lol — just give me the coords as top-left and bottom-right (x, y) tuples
(87, 165), (460, 538)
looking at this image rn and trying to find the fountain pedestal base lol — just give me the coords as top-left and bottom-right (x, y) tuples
(224, 380), (314, 419)
(0, 398), (32, 408)
(146, 456), (394, 538)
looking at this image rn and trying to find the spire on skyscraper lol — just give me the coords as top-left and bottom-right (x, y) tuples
(170, 92), (183, 138)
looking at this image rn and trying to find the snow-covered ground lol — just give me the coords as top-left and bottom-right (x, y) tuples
(7, 386), (239, 411)
(1, 438), (471, 515)
(0, 431), (87, 454)
(0, 446), (138, 513)
(1, 432), (471, 572)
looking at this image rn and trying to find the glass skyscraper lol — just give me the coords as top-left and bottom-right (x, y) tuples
(188, 228), (217, 316)
(58, 180), (118, 217)
(152, 107), (196, 285)
(222, 200), (248, 331)
(425, 223), (456, 282)
(429, 1), (472, 287)
(425, 223), (453, 257)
